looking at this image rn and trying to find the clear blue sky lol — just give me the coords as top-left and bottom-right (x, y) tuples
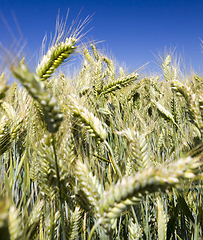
(1, 0), (203, 75)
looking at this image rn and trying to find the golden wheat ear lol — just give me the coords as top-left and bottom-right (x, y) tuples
(100, 72), (139, 96)
(116, 128), (153, 171)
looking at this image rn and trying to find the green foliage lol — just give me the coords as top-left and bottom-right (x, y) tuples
(0, 16), (203, 240)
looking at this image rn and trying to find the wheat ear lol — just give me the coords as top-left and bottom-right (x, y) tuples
(36, 13), (92, 81)
(98, 155), (202, 222)
(162, 55), (174, 82)
(102, 56), (115, 80)
(11, 63), (63, 133)
(8, 205), (22, 240)
(68, 94), (107, 141)
(75, 160), (102, 216)
(116, 128), (152, 170)
(171, 79), (203, 131)
(67, 207), (83, 240)
(0, 73), (9, 100)
(36, 37), (76, 81)
(91, 44), (100, 61)
(157, 196), (167, 240)
(84, 48), (95, 66)
(100, 73), (139, 95)
(128, 218), (142, 239)
(27, 200), (44, 227)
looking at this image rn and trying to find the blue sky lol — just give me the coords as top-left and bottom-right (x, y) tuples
(1, 0), (203, 75)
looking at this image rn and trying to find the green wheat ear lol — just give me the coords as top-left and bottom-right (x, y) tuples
(162, 55), (175, 81)
(36, 13), (92, 82)
(116, 128), (153, 171)
(11, 63), (63, 133)
(100, 72), (139, 96)
(0, 199), (10, 232)
(128, 218), (142, 239)
(157, 196), (167, 240)
(36, 37), (77, 81)
(67, 206), (84, 240)
(75, 160), (102, 216)
(8, 205), (22, 240)
(0, 73), (9, 100)
(98, 155), (202, 222)
(68, 94), (107, 141)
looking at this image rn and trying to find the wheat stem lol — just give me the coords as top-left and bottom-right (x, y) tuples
(51, 134), (66, 240)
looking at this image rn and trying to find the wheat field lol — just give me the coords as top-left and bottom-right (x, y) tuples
(0, 15), (203, 240)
